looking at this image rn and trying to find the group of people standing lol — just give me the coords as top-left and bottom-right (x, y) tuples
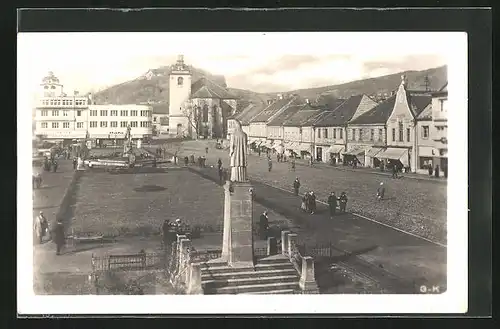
(34, 211), (66, 255)
(293, 177), (348, 217)
(43, 157), (58, 172)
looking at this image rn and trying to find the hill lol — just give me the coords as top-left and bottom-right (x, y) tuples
(93, 66), (228, 105)
(263, 65), (447, 100)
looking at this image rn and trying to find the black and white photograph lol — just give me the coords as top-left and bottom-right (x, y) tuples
(18, 30), (468, 314)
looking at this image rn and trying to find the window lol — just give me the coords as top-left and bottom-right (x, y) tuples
(90, 121), (98, 128)
(52, 110), (59, 116)
(120, 121), (127, 128)
(440, 99), (447, 112)
(370, 129), (374, 141)
(392, 128), (396, 141)
(90, 110), (97, 116)
(333, 129), (337, 139)
(68, 100), (73, 106)
(63, 122), (70, 129)
(153, 117), (157, 122)
(100, 110), (108, 116)
(130, 121), (138, 128)
(324, 128), (328, 139)
(398, 122), (404, 142)
(422, 126), (429, 139)
(63, 111), (68, 116)
(77, 122), (84, 128)
(352, 129), (356, 141)
(339, 129), (343, 139)
(141, 121), (150, 128)
(111, 121), (118, 128)
(120, 110), (128, 116)
(41, 110), (48, 116)
(359, 129), (363, 141)
(202, 105), (209, 122)
(41, 122), (48, 128)
(317, 129), (321, 138)
(407, 128), (411, 142)
(111, 110), (118, 116)
(77, 110), (82, 116)
(177, 77), (184, 86)
(378, 129), (383, 141)
(100, 121), (108, 128)
(52, 122), (59, 129)
(131, 110), (137, 116)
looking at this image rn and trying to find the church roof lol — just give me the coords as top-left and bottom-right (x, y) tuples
(191, 77), (237, 100)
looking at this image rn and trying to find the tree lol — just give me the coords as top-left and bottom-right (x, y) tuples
(180, 102), (203, 139)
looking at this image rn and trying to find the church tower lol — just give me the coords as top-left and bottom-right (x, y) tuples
(168, 55), (192, 137)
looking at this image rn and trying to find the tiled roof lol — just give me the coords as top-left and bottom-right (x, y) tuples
(349, 95), (397, 125)
(191, 77), (237, 100)
(250, 97), (299, 123)
(313, 95), (364, 126)
(151, 103), (169, 114)
(267, 104), (304, 126)
(283, 107), (323, 127)
(417, 103), (432, 120)
(407, 93), (432, 117)
(238, 103), (267, 125)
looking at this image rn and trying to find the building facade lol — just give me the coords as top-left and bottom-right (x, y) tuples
(416, 83), (448, 175)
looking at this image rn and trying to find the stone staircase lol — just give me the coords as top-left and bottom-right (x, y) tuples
(200, 254), (301, 294)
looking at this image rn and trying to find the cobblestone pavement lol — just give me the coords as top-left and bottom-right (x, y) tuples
(163, 140), (448, 245)
(187, 164), (446, 293)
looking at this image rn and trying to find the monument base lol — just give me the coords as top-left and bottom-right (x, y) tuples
(221, 180), (255, 268)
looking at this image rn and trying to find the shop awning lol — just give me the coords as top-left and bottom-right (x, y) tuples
(366, 147), (384, 157)
(377, 147), (409, 166)
(344, 148), (365, 156)
(327, 144), (345, 154)
(295, 143), (312, 152)
(284, 142), (297, 150)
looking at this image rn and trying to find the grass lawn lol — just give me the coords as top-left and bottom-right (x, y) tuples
(72, 169), (291, 238)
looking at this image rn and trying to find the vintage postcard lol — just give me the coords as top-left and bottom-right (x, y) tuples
(17, 31), (468, 314)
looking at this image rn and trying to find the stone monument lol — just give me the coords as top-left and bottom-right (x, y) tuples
(123, 125), (132, 155)
(221, 119), (254, 267)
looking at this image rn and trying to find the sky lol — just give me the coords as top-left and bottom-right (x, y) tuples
(18, 32), (451, 96)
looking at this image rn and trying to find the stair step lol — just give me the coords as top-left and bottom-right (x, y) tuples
(241, 289), (296, 295)
(202, 268), (298, 280)
(201, 262), (295, 275)
(202, 275), (299, 288)
(204, 281), (300, 294)
(257, 255), (292, 264)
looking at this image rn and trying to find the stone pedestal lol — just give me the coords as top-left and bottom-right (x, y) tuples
(267, 237), (277, 256)
(221, 181), (254, 267)
(187, 263), (203, 294)
(281, 230), (290, 256)
(299, 256), (319, 293)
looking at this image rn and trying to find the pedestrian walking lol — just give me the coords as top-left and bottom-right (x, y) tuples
(218, 166), (224, 184)
(434, 165), (440, 178)
(428, 164), (433, 176)
(205, 147), (209, 154)
(72, 157), (77, 170)
(301, 193), (308, 212)
(328, 192), (338, 218)
(34, 211), (49, 244)
(392, 164), (398, 179)
(217, 158), (222, 170)
(376, 182), (385, 201)
(291, 158), (296, 171)
(52, 160), (58, 172)
(443, 164), (448, 178)
(339, 192), (348, 213)
(259, 211), (269, 240)
(53, 220), (65, 255)
(268, 158), (272, 172)
(184, 156), (189, 166)
(258, 148), (261, 157)
(293, 177), (301, 196)
(35, 173), (42, 188)
(190, 154), (195, 164)
(309, 191), (317, 214)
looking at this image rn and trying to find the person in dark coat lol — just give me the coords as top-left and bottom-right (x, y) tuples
(205, 147), (209, 154)
(52, 160), (58, 172)
(218, 166), (224, 184)
(443, 164), (448, 178)
(184, 156), (189, 166)
(301, 193), (308, 212)
(72, 157), (77, 170)
(293, 177), (301, 196)
(53, 220), (65, 255)
(377, 182), (385, 201)
(258, 148), (261, 157)
(268, 158), (272, 172)
(161, 219), (171, 248)
(217, 158), (222, 171)
(259, 211), (269, 240)
(291, 158), (296, 171)
(435, 165), (440, 178)
(309, 191), (317, 214)
(428, 164), (433, 176)
(339, 192), (348, 213)
(392, 164), (398, 178)
(328, 192), (338, 218)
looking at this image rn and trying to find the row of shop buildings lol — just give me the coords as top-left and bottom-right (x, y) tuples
(229, 75), (448, 175)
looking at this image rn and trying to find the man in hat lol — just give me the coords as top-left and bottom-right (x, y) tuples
(290, 157), (296, 171)
(259, 211), (269, 240)
(377, 182), (385, 201)
(293, 177), (301, 196)
(53, 220), (65, 255)
(309, 191), (317, 215)
(339, 192), (348, 213)
(328, 192), (338, 218)
(34, 211), (48, 244)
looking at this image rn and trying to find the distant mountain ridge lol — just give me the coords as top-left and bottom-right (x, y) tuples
(93, 65), (447, 114)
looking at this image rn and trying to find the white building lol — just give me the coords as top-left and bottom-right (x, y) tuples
(34, 72), (153, 146)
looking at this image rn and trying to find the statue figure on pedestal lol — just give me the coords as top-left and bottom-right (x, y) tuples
(229, 120), (248, 182)
(123, 125), (132, 154)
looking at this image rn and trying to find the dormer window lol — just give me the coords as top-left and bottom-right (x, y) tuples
(177, 77), (184, 86)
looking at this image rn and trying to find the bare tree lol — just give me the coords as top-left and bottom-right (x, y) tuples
(180, 102), (202, 139)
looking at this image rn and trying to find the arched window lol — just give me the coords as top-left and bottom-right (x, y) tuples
(202, 105), (209, 122)
(177, 77), (184, 86)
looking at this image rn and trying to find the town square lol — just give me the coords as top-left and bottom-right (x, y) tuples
(22, 32), (459, 302)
